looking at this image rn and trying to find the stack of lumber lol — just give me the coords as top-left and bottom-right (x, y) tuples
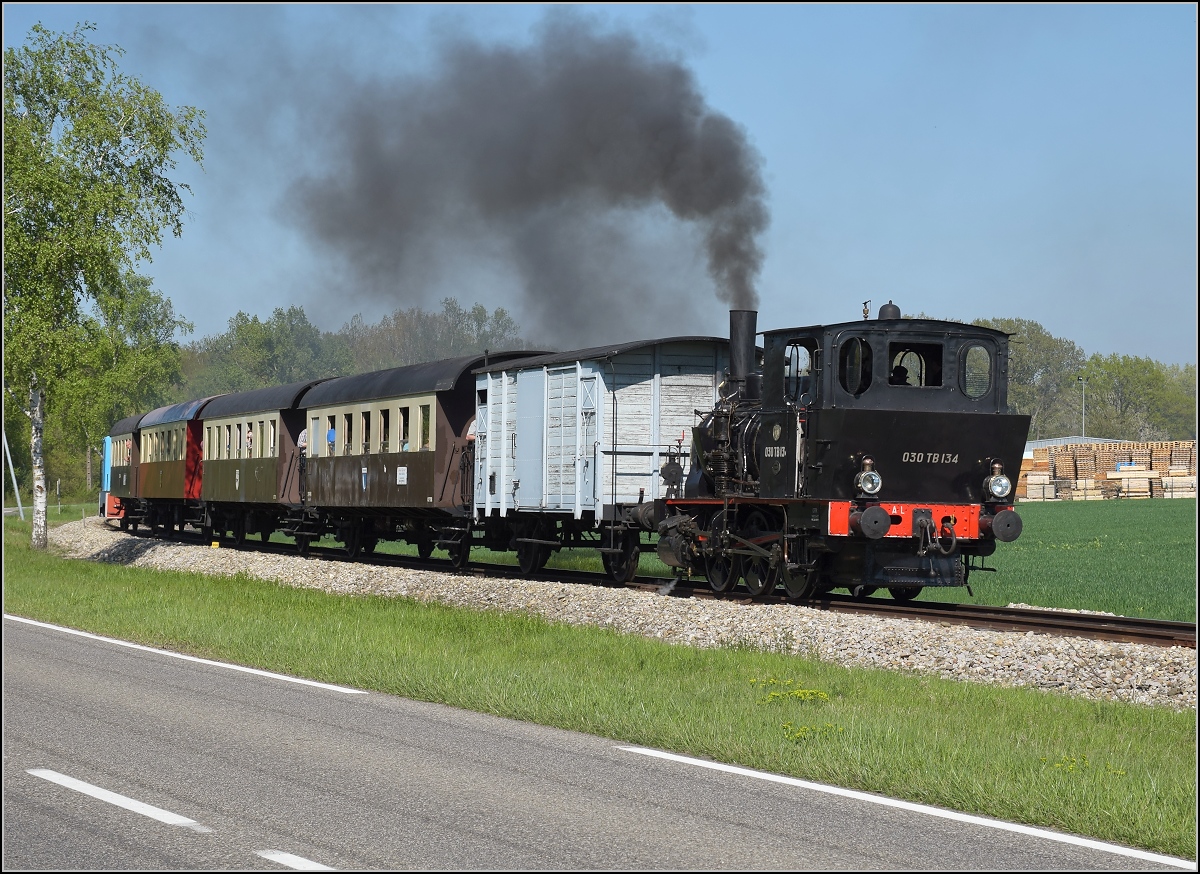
(1022, 440), (1196, 502)
(1016, 448), (1054, 500)
(1105, 464), (1157, 499)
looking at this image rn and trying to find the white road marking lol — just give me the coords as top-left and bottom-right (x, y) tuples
(5, 615), (367, 694)
(26, 768), (212, 833)
(256, 849), (336, 870)
(619, 746), (1197, 870)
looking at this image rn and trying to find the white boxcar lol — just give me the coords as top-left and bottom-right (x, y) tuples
(473, 337), (730, 522)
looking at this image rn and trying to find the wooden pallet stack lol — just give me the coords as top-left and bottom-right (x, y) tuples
(1162, 440), (1197, 498)
(1019, 440), (1196, 502)
(1017, 447), (1056, 500)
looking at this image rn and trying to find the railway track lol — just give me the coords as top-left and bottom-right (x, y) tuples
(129, 525), (1197, 650)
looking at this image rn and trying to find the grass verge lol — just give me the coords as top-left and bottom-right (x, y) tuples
(3, 514), (1196, 860)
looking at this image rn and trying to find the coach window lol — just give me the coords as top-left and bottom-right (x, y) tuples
(268, 420), (276, 457)
(342, 413), (353, 455)
(380, 409), (390, 453)
(889, 342), (944, 388)
(420, 404), (432, 450)
(400, 406), (411, 451)
(362, 411), (372, 454)
(838, 337), (873, 396)
(961, 344), (991, 399)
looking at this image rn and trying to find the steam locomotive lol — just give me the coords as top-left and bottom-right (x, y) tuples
(103, 302), (1030, 600)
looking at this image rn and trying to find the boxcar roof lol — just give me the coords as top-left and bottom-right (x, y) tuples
(473, 337), (729, 374)
(200, 379), (332, 419)
(138, 396), (222, 428)
(303, 351), (544, 407)
(107, 413), (146, 438)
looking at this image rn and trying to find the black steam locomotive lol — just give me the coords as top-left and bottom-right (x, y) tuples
(654, 302), (1030, 600)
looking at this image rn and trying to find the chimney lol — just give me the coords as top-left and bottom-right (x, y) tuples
(729, 309), (759, 400)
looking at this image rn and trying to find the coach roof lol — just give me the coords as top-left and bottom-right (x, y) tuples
(199, 379), (331, 419)
(138, 396), (222, 428)
(302, 351), (543, 407)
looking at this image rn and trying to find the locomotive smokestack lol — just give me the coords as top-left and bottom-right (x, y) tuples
(729, 309), (759, 399)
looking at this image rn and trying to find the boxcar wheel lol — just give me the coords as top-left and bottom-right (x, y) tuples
(600, 529), (639, 584)
(888, 586), (922, 602)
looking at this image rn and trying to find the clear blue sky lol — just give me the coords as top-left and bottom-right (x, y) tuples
(5, 4), (1196, 365)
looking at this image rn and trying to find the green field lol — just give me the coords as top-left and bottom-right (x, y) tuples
(917, 499), (1197, 621)
(2, 500), (1197, 860)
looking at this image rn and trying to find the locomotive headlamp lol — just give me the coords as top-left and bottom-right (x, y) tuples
(854, 456), (883, 496)
(983, 460), (1012, 500)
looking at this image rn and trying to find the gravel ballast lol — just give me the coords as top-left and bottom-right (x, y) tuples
(45, 517), (1197, 712)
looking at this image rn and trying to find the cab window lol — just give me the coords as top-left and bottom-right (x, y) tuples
(838, 337), (873, 395)
(961, 344), (992, 399)
(785, 342), (817, 402)
(888, 342), (943, 388)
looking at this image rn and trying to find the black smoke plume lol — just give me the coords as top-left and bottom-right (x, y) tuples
(286, 11), (769, 344)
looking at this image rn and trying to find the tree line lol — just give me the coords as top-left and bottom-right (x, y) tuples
(972, 317), (1194, 443)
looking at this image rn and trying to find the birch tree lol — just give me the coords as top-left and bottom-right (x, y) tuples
(4, 22), (204, 547)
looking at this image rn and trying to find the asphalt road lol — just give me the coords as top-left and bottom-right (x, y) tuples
(3, 615), (1192, 871)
